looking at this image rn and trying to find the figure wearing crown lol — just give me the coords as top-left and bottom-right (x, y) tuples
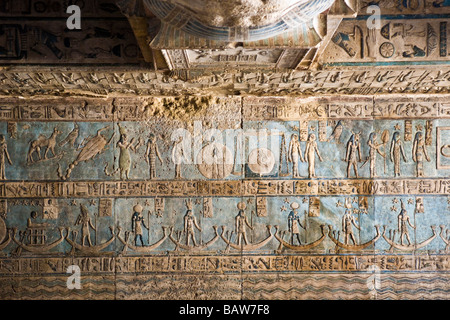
(342, 198), (360, 245)
(183, 199), (202, 246)
(132, 204), (148, 246)
(235, 202), (253, 246)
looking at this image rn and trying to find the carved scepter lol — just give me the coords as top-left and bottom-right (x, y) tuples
(95, 211), (98, 246)
(148, 210), (151, 246)
(381, 130), (389, 174)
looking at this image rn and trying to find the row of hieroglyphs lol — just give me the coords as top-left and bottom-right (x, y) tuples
(1, 96), (450, 121)
(0, 254), (449, 274)
(322, 16), (450, 65)
(1, 180), (450, 197)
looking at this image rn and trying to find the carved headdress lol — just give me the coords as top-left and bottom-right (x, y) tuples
(344, 198), (352, 209)
(185, 199), (193, 210)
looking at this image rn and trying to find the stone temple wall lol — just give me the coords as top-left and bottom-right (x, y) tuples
(0, 94), (448, 300)
(0, 0), (449, 300)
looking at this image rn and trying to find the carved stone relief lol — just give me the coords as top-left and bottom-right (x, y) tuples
(0, 0), (449, 301)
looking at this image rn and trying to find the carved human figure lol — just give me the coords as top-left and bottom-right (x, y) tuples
(27, 210), (46, 226)
(287, 202), (304, 245)
(342, 199), (360, 245)
(208, 137), (222, 179)
(75, 204), (96, 247)
(415, 197), (424, 214)
(397, 200), (416, 246)
(412, 132), (430, 177)
(288, 134), (304, 178)
(345, 132), (362, 178)
(172, 136), (188, 179)
(132, 204), (148, 246)
(183, 200), (202, 246)
(145, 133), (163, 180)
(366, 132), (385, 178)
(117, 133), (140, 180)
(390, 132), (407, 177)
(304, 134), (323, 178)
(59, 123), (79, 148)
(235, 202), (253, 246)
(0, 135), (12, 180)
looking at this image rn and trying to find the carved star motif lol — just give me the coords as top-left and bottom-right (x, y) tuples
(392, 198), (399, 204)
(394, 123), (401, 130)
(353, 208), (359, 214)
(144, 199), (151, 206)
(310, 126), (316, 132)
(390, 206), (397, 212)
(336, 200), (343, 207)
(283, 198), (290, 204)
(416, 124), (423, 131)
(156, 210), (163, 218)
(291, 125), (299, 132)
(247, 198), (254, 204)
(280, 206), (287, 212)
(302, 198), (309, 204)
(70, 200), (77, 206)
(407, 198), (414, 204)
(194, 198), (202, 205)
(89, 199), (96, 206)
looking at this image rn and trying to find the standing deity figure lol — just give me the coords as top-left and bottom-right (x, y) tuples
(235, 202), (253, 246)
(172, 136), (188, 179)
(390, 132), (407, 178)
(288, 134), (304, 178)
(397, 200), (416, 246)
(183, 199), (202, 246)
(116, 124), (142, 180)
(145, 133), (163, 180)
(412, 132), (430, 177)
(304, 134), (323, 178)
(208, 137), (223, 179)
(0, 135), (12, 180)
(117, 133), (133, 180)
(345, 132), (362, 178)
(366, 132), (385, 178)
(75, 204), (96, 247)
(342, 198), (360, 245)
(132, 204), (148, 246)
(287, 202), (304, 245)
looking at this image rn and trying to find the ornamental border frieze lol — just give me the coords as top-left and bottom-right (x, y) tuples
(0, 254), (448, 275)
(0, 179), (449, 198)
(0, 67), (449, 96)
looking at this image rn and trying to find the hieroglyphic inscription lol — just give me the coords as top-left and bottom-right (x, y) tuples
(1, 179), (449, 198)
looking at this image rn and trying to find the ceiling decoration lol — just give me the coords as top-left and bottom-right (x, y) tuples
(143, 0), (336, 41)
